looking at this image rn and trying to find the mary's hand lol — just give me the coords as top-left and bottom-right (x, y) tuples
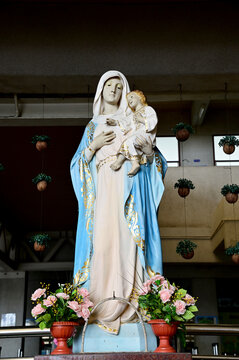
(90, 130), (116, 151)
(134, 135), (153, 156)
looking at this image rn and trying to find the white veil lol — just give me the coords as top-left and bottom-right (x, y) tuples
(93, 70), (131, 118)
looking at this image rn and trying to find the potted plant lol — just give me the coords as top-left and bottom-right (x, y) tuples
(176, 239), (197, 259)
(0, 163), (4, 171)
(221, 184), (239, 204)
(225, 243), (239, 264)
(32, 135), (50, 151)
(174, 178), (195, 198)
(138, 274), (198, 353)
(218, 135), (239, 155)
(172, 122), (194, 142)
(32, 173), (52, 191)
(30, 233), (50, 252)
(31, 282), (94, 354)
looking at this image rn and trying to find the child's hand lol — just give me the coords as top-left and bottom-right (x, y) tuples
(106, 118), (117, 126)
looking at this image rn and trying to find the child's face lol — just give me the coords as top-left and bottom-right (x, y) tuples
(127, 93), (142, 109)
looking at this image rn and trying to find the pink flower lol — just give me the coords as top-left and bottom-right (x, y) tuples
(81, 305), (91, 320)
(31, 303), (46, 317)
(56, 292), (69, 300)
(43, 295), (57, 307)
(83, 298), (94, 308)
(67, 300), (81, 313)
(159, 289), (172, 303)
(31, 288), (46, 301)
(139, 279), (152, 295)
(78, 288), (89, 298)
(161, 280), (175, 294)
(53, 338), (58, 345)
(174, 300), (186, 315)
(151, 274), (165, 283)
(184, 294), (195, 305)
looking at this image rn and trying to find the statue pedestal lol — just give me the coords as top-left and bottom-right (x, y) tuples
(36, 353), (192, 359)
(73, 323), (157, 353)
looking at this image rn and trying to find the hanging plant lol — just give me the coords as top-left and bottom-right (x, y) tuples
(176, 239), (197, 259)
(32, 135), (50, 151)
(30, 233), (50, 252)
(174, 178), (195, 198)
(0, 163), (4, 171)
(218, 135), (239, 155)
(32, 173), (52, 192)
(172, 122), (194, 142)
(225, 242), (239, 264)
(221, 184), (239, 204)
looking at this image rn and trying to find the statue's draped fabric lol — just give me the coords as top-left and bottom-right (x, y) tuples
(70, 71), (167, 334)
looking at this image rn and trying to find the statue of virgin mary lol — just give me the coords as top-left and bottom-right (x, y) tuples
(70, 70), (167, 335)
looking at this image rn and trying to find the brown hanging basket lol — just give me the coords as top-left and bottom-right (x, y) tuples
(182, 250), (194, 259)
(37, 180), (48, 192)
(232, 254), (239, 264)
(178, 188), (190, 198)
(225, 192), (238, 204)
(33, 242), (46, 252)
(36, 141), (48, 151)
(176, 129), (190, 142)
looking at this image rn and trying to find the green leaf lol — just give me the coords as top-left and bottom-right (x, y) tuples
(183, 310), (195, 320)
(36, 316), (44, 323)
(188, 305), (198, 312)
(178, 289), (187, 298)
(173, 315), (183, 321)
(39, 321), (47, 330)
(43, 314), (51, 322)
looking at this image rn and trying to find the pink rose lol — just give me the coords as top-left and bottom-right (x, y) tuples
(174, 300), (186, 315)
(151, 274), (165, 284)
(184, 294), (195, 305)
(67, 300), (81, 313)
(161, 280), (175, 294)
(139, 279), (152, 295)
(31, 303), (46, 317)
(159, 289), (172, 303)
(78, 288), (89, 298)
(53, 338), (58, 345)
(31, 288), (46, 301)
(81, 305), (91, 320)
(56, 292), (69, 300)
(43, 296), (57, 307)
(83, 298), (94, 308)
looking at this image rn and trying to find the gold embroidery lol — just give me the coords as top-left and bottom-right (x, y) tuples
(147, 265), (156, 278)
(97, 322), (118, 334)
(119, 143), (141, 161)
(96, 155), (117, 172)
(155, 153), (162, 174)
(125, 194), (145, 251)
(74, 259), (90, 285)
(87, 121), (96, 144)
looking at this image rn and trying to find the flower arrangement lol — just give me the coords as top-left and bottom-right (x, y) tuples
(31, 135), (50, 144)
(138, 274), (198, 324)
(218, 135), (239, 147)
(32, 173), (52, 185)
(174, 178), (195, 190)
(31, 283), (93, 329)
(221, 184), (239, 196)
(172, 122), (194, 135)
(176, 239), (197, 257)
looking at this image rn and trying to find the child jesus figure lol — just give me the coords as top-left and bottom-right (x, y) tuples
(107, 90), (158, 176)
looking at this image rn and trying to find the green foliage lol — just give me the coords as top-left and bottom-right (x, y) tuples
(176, 239), (197, 255)
(32, 173), (52, 184)
(0, 163), (4, 171)
(225, 242), (239, 256)
(174, 178), (195, 190)
(221, 184), (239, 196)
(31, 283), (93, 329)
(31, 135), (50, 144)
(138, 274), (198, 325)
(172, 122), (194, 134)
(30, 233), (50, 245)
(218, 135), (239, 147)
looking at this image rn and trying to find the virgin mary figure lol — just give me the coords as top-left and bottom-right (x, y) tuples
(70, 70), (167, 335)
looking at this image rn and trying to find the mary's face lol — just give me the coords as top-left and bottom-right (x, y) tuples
(102, 78), (123, 105)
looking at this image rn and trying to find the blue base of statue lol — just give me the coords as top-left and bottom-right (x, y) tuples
(73, 323), (157, 353)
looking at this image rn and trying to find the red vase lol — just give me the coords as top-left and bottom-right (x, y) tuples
(50, 321), (79, 355)
(149, 319), (178, 353)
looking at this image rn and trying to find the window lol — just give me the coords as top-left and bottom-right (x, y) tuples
(213, 135), (239, 166)
(156, 137), (179, 167)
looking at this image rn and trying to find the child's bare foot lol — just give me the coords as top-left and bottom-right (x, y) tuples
(128, 161), (140, 177)
(110, 154), (125, 171)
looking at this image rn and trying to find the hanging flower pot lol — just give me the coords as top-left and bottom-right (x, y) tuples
(32, 135), (50, 152)
(221, 184), (239, 204)
(174, 178), (195, 198)
(30, 233), (50, 252)
(172, 123), (193, 142)
(218, 136), (239, 155)
(225, 243), (239, 264)
(176, 239), (197, 259)
(148, 319), (178, 353)
(32, 173), (52, 192)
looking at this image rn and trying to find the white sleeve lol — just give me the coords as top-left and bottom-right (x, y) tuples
(145, 106), (158, 133)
